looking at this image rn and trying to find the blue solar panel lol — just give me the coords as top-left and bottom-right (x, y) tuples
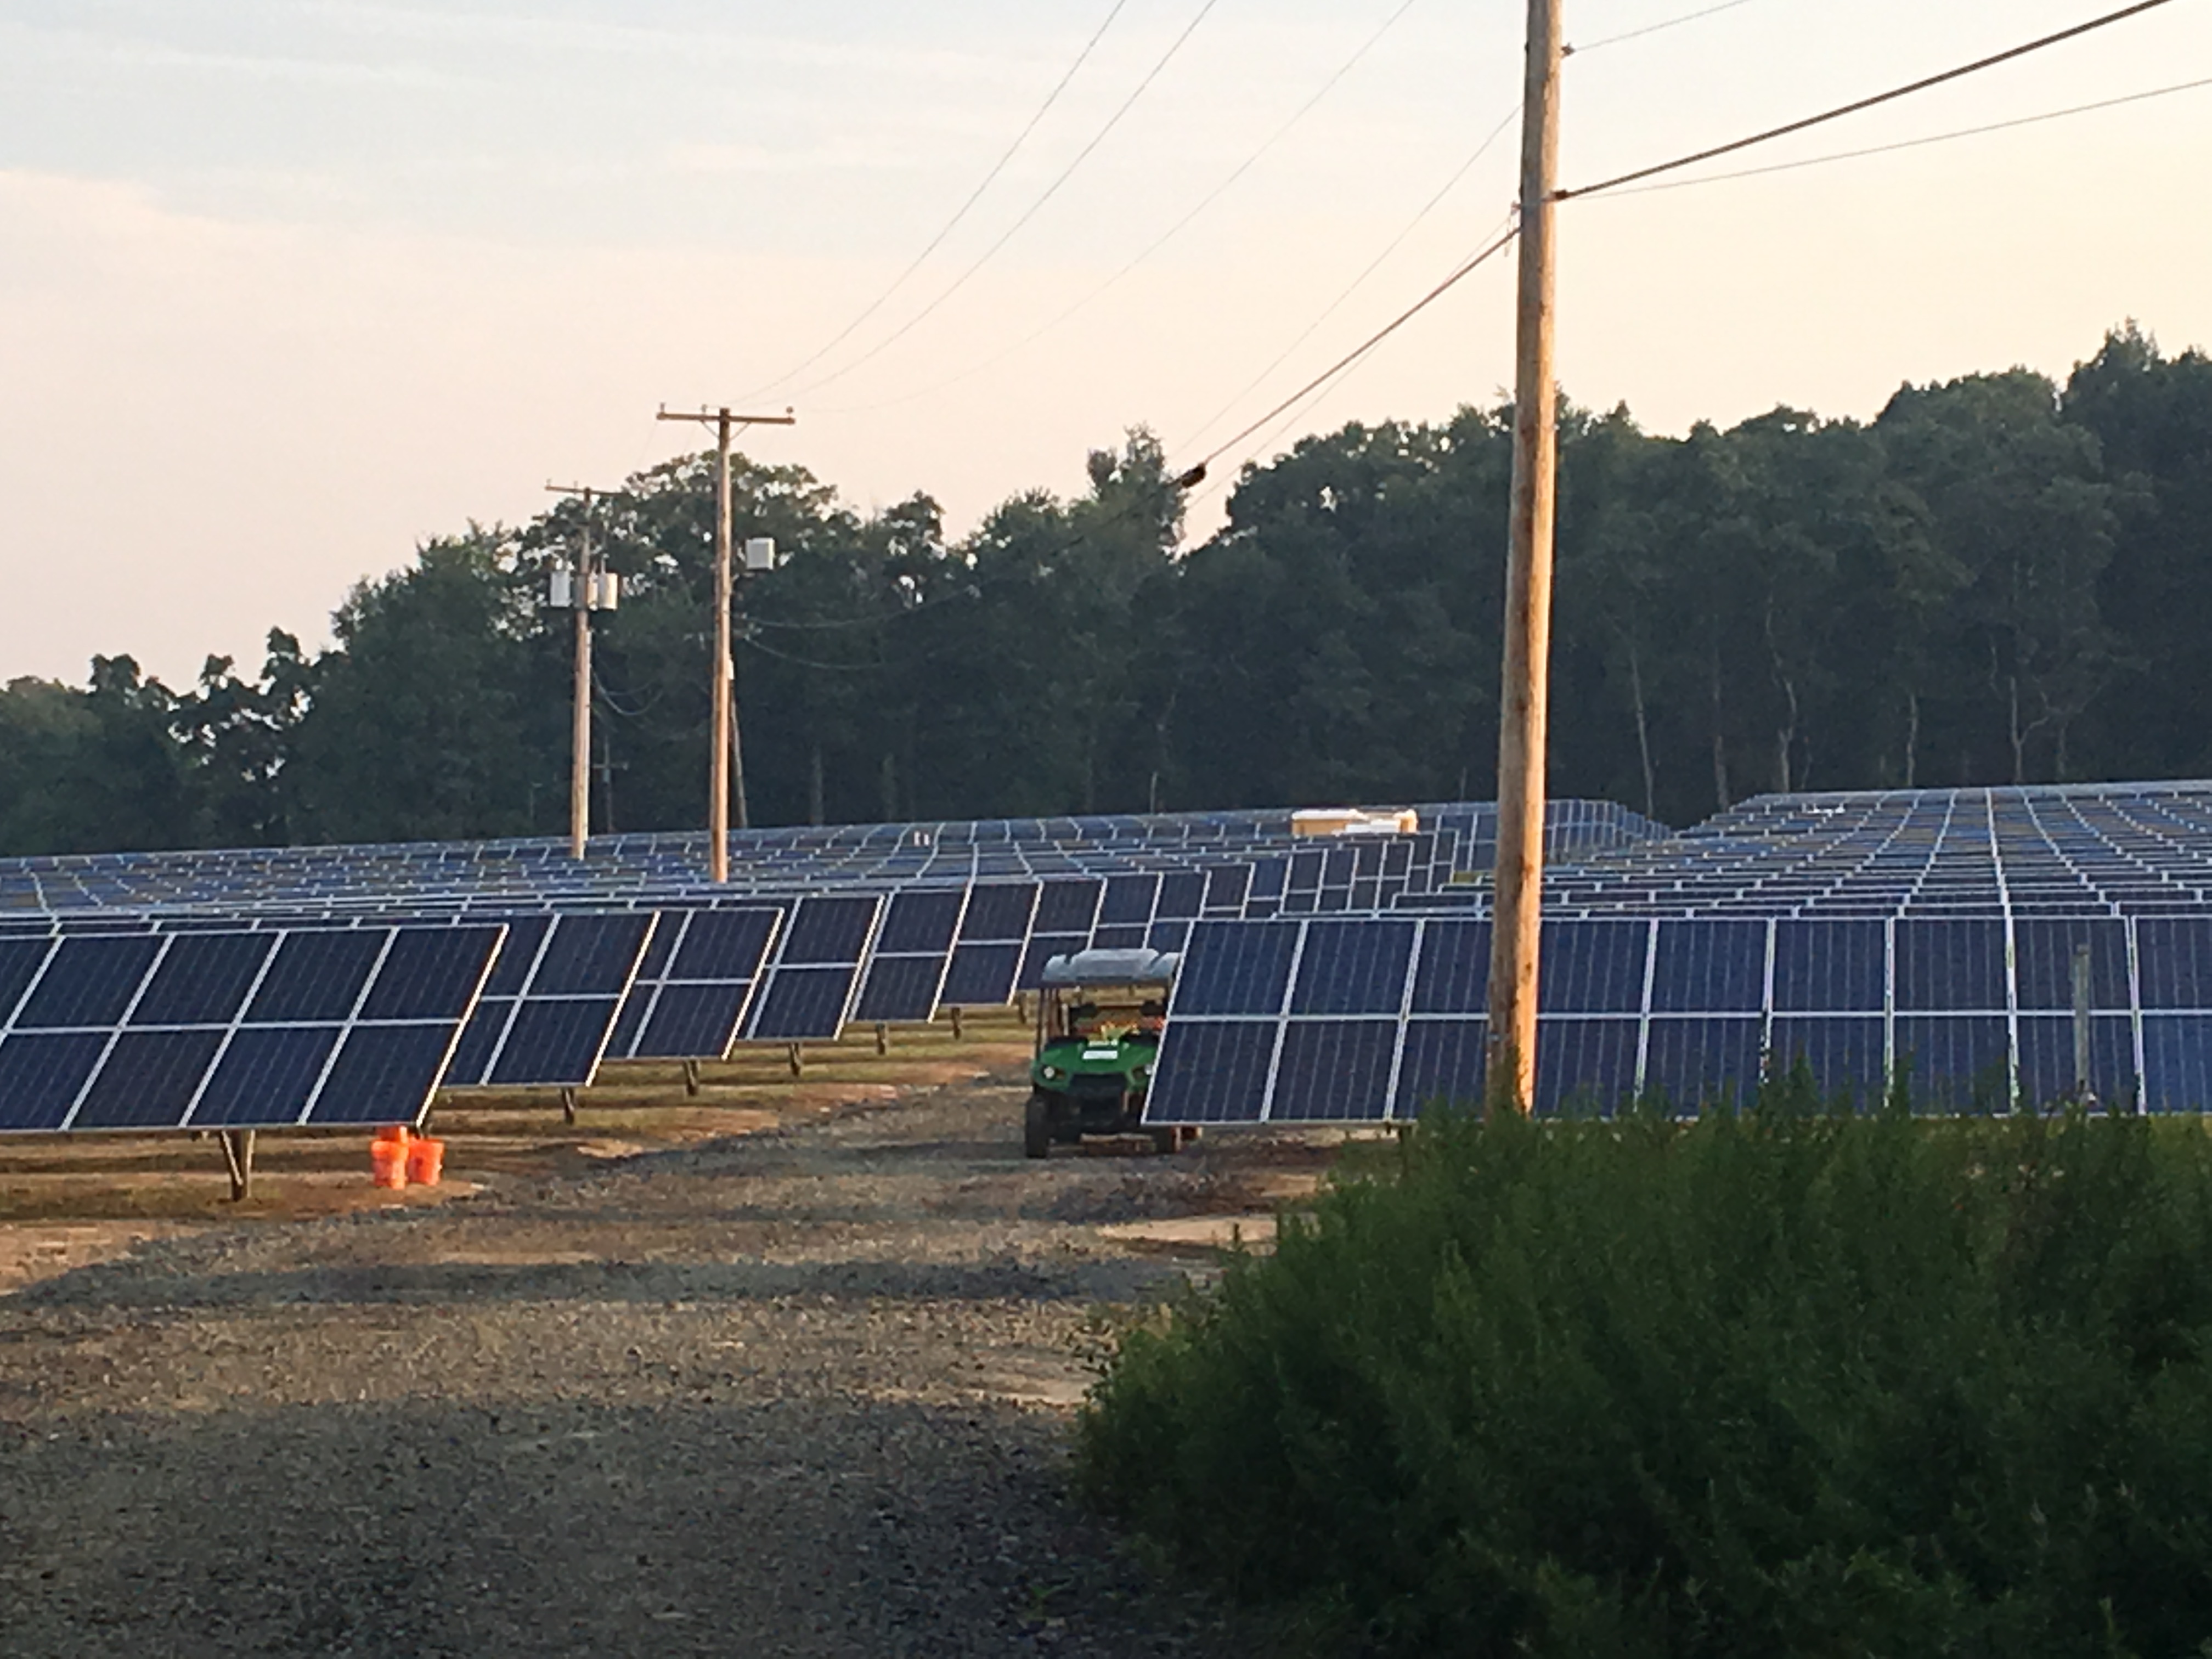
(360, 928), (507, 1020)
(72, 1030), (227, 1130)
(190, 1027), (340, 1129)
(1290, 920), (1415, 1016)
(2015, 1015), (2136, 1107)
(1271, 1021), (1397, 1120)
(1641, 1019), (1763, 1109)
(445, 914), (652, 1087)
(1035, 879), (1103, 935)
(1534, 1019), (1641, 1115)
(2013, 919), (2131, 1011)
(489, 999), (622, 1086)
(1411, 921), (1491, 1015)
(853, 955), (949, 1023)
(1894, 922), (2008, 1012)
(1647, 921), (1764, 1014)
(1394, 1020), (1486, 1116)
(1144, 1020), (1277, 1124)
(936, 943), (1019, 1007)
(1539, 921), (1650, 1014)
(612, 908), (782, 1062)
(958, 884), (1037, 944)
(129, 933), (272, 1026)
(748, 967), (865, 1041)
(740, 896), (879, 1040)
(0, 939), (49, 1024)
(2134, 919), (2212, 1009)
(317, 1025), (469, 1125)
(16, 936), (161, 1029)
(247, 931), (385, 1023)
(1772, 921), (1886, 1013)
(1173, 923), (1297, 1016)
(874, 890), (964, 955)
(0, 1033), (106, 1131)
(1767, 1017), (1886, 1100)
(2142, 1015), (2212, 1110)
(1892, 1016), (2011, 1109)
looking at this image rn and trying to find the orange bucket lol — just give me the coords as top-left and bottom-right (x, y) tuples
(369, 1139), (409, 1189)
(405, 1137), (445, 1187)
(374, 1125), (411, 1147)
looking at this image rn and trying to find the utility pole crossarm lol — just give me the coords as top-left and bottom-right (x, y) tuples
(653, 405), (798, 882)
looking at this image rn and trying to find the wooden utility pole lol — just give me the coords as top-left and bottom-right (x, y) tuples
(656, 405), (797, 882)
(1486, 0), (1565, 1117)
(546, 483), (609, 861)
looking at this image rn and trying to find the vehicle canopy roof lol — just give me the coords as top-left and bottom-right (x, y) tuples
(1039, 947), (1180, 990)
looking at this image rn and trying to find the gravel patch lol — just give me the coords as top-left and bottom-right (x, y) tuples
(0, 1076), (1289, 1656)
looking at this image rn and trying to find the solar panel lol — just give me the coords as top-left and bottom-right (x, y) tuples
(939, 882), (1036, 1008)
(443, 914), (654, 1088)
(608, 907), (783, 1060)
(0, 925), (501, 1133)
(853, 889), (963, 1023)
(743, 894), (884, 1041)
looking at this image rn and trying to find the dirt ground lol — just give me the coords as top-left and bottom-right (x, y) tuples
(0, 1015), (1339, 1657)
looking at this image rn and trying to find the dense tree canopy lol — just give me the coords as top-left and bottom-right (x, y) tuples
(4, 325), (2209, 854)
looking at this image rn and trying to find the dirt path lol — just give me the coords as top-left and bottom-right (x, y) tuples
(0, 1071), (1313, 1657)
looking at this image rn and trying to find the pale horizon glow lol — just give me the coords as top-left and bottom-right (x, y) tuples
(2, 0), (2208, 687)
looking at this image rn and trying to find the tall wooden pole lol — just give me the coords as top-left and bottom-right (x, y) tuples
(654, 405), (794, 879)
(710, 412), (735, 881)
(1487, 0), (1564, 1117)
(571, 489), (595, 862)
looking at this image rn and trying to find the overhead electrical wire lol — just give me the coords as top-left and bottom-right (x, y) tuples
(785, 0), (1224, 400)
(1558, 0), (2180, 200)
(1179, 103), (1519, 455)
(820, 0), (1426, 416)
(744, 229), (1521, 640)
(742, 0), (1132, 400)
(1190, 223), (1521, 478)
(1588, 71), (2212, 195)
(1566, 0), (1764, 57)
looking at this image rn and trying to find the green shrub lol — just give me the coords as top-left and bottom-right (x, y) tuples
(1077, 1091), (2212, 1656)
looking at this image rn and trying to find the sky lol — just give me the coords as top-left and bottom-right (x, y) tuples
(1, 0), (2208, 687)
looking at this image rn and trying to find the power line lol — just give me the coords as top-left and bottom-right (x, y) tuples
(741, 1), (1131, 400)
(1557, 0), (2180, 201)
(1588, 72), (2212, 195)
(1186, 214), (1520, 518)
(1179, 103), (1519, 455)
(1567, 0), (1763, 57)
(1193, 224), (1521, 475)
(820, 0), (1426, 416)
(786, 0), (1224, 399)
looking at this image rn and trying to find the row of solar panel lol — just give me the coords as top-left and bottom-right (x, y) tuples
(0, 926), (505, 1134)
(1144, 914), (2212, 1123)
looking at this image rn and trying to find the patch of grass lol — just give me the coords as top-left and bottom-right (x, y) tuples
(1076, 1085), (2212, 1656)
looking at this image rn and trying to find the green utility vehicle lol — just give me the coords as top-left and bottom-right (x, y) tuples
(1025, 948), (1187, 1159)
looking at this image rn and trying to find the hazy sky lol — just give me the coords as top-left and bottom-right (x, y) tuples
(3, 0), (2208, 686)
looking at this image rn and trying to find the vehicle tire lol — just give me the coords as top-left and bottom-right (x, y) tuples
(1024, 1093), (1054, 1160)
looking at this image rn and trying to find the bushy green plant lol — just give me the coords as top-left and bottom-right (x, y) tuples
(1077, 1087), (2212, 1656)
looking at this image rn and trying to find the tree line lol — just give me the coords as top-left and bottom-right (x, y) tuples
(3, 324), (2208, 856)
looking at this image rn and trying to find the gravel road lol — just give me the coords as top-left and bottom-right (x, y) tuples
(0, 1073), (1290, 1657)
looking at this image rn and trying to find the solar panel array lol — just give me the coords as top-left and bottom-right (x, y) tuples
(21, 782), (2212, 1133)
(1149, 781), (2212, 1124)
(0, 798), (1673, 919)
(0, 925), (501, 1133)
